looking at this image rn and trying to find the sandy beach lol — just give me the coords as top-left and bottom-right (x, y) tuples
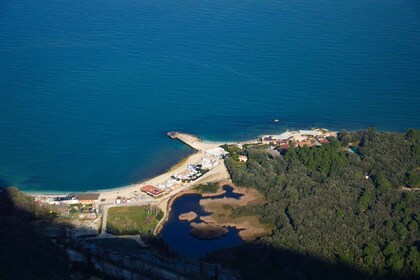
(28, 129), (335, 242)
(97, 132), (233, 203)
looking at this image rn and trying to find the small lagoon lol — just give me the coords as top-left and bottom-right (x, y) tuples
(160, 186), (244, 259)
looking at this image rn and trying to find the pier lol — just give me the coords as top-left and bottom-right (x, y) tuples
(167, 132), (217, 151)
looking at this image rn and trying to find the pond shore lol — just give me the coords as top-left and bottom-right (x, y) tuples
(198, 184), (270, 241)
(154, 179), (231, 235)
(158, 181), (271, 242)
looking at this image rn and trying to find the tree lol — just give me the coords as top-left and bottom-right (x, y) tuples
(276, 174), (286, 186)
(223, 129), (420, 279)
(406, 129), (420, 142)
(363, 242), (379, 267)
(358, 188), (373, 211)
(407, 246), (420, 274)
(407, 168), (420, 188)
(375, 174), (392, 193)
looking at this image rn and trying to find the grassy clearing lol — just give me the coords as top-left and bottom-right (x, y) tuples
(107, 206), (163, 236)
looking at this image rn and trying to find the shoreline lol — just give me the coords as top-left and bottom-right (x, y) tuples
(154, 180), (230, 235)
(7, 126), (398, 196)
(20, 127), (338, 196)
(21, 127), (337, 242)
(26, 136), (229, 196)
(156, 181), (270, 242)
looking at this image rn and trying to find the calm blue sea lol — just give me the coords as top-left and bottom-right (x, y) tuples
(0, 0), (419, 192)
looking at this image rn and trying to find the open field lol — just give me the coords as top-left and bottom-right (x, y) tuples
(107, 206), (163, 235)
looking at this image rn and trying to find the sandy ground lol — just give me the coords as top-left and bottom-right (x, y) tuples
(178, 211), (197, 221)
(98, 151), (206, 204)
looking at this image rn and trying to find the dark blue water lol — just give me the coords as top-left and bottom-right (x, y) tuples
(0, 0), (419, 191)
(210, 185), (244, 200)
(160, 186), (244, 259)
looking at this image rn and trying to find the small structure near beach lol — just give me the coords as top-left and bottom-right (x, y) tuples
(73, 193), (100, 205)
(140, 185), (165, 197)
(261, 128), (337, 147)
(205, 147), (228, 158)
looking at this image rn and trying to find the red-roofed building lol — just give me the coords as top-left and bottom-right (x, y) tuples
(140, 185), (165, 197)
(279, 143), (290, 150)
(296, 140), (314, 148)
(318, 138), (330, 144)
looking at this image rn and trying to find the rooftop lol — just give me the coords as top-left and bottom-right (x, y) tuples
(140, 185), (165, 196)
(73, 193), (100, 201)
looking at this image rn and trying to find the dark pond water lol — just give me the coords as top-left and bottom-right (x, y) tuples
(159, 185), (244, 259)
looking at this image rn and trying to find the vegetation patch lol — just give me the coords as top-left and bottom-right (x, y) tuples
(190, 222), (228, 240)
(179, 211), (197, 221)
(107, 205), (162, 236)
(223, 129), (420, 279)
(198, 186), (270, 241)
(194, 182), (220, 194)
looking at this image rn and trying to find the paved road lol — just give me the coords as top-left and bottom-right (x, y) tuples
(100, 204), (111, 234)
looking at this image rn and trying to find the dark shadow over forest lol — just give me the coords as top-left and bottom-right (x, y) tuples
(205, 242), (418, 280)
(0, 187), (71, 280)
(0, 185), (417, 280)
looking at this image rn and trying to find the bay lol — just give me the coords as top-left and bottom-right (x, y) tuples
(0, 0), (419, 191)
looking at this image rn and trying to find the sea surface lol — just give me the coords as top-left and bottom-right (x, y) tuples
(0, 0), (419, 192)
(159, 185), (244, 259)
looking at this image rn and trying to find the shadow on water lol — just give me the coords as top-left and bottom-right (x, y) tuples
(0, 186), (417, 280)
(211, 185), (244, 200)
(0, 178), (11, 188)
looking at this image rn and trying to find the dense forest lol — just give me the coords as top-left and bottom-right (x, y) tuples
(223, 129), (420, 280)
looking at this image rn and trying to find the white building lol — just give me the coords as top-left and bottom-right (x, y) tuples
(262, 128), (337, 143)
(205, 147), (228, 158)
(299, 130), (323, 137)
(239, 155), (248, 162)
